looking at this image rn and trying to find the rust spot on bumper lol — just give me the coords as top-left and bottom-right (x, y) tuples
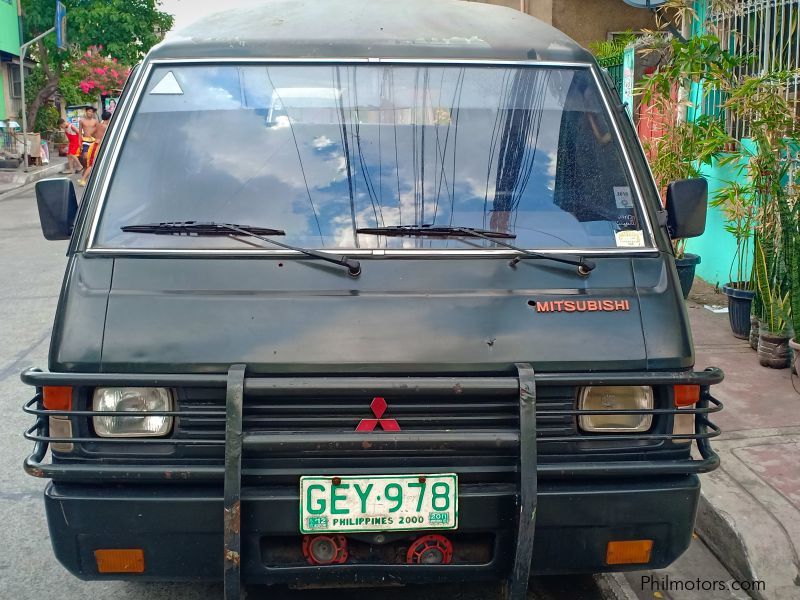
(224, 501), (241, 535)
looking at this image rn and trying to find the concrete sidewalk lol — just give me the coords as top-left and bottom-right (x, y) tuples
(688, 301), (800, 600)
(0, 156), (68, 196)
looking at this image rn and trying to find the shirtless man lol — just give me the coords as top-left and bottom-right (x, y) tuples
(79, 107), (99, 165)
(79, 110), (111, 187)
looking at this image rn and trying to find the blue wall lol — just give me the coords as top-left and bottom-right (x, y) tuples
(685, 157), (750, 287)
(681, 0), (752, 287)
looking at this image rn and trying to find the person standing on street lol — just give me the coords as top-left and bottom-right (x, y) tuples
(79, 110), (111, 187)
(58, 119), (83, 176)
(79, 106), (99, 166)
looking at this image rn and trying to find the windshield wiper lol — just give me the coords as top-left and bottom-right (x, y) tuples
(356, 225), (595, 276)
(121, 221), (361, 277)
(356, 225), (517, 239)
(121, 221), (286, 236)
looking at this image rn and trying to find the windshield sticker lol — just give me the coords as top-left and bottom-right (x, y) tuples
(614, 186), (634, 209)
(615, 230), (645, 247)
(150, 71), (184, 95)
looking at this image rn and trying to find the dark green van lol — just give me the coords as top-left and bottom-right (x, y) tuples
(23, 1), (722, 598)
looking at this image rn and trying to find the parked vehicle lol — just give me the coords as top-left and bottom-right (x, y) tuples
(23, 1), (722, 598)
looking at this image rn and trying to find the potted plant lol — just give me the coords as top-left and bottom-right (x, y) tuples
(781, 155), (800, 373)
(716, 69), (800, 342)
(711, 180), (757, 338)
(637, 35), (741, 299)
(754, 238), (792, 368)
(673, 245), (701, 299)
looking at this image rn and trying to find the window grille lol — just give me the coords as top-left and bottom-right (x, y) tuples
(598, 53), (625, 99)
(699, 0), (800, 139)
(10, 64), (23, 99)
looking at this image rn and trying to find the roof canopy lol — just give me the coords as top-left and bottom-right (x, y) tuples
(151, 0), (591, 63)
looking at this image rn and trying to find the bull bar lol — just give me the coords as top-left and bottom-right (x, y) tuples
(22, 364), (723, 599)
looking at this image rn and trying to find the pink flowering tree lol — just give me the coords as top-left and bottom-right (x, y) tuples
(73, 46), (131, 101)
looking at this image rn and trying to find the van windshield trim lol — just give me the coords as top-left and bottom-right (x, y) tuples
(84, 58), (656, 252)
(84, 247), (660, 257)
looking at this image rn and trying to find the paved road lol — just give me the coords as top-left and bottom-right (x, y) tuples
(0, 182), (737, 600)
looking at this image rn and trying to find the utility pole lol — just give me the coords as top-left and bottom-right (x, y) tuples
(18, 1), (65, 172)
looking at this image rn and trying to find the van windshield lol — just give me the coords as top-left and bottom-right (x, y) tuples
(94, 64), (649, 251)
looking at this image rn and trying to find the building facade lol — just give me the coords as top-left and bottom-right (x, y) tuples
(0, 0), (21, 122)
(686, 0), (800, 286)
(468, 0), (657, 46)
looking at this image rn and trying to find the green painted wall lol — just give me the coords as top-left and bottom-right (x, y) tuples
(0, 0), (20, 121)
(0, 0), (20, 56)
(682, 80), (750, 287)
(0, 70), (5, 120)
(682, 0), (752, 288)
(685, 157), (750, 287)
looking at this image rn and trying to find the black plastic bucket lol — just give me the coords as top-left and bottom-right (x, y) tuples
(674, 253), (701, 300)
(722, 283), (755, 340)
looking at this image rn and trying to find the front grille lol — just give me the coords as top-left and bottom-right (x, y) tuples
(177, 386), (577, 446)
(169, 385), (577, 484)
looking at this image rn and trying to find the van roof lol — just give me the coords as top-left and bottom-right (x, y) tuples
(150, 0), (593, 64)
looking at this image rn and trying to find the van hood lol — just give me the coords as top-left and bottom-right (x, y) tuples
(49, 254), (693, 374)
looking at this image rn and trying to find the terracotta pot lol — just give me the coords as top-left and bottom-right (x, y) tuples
(758, 331), (791, 369)
(749, 316), (760, 350)
(790, 338), (800, 375)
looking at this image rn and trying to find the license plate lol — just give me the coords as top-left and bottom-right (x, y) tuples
(299, 474), (458, 533)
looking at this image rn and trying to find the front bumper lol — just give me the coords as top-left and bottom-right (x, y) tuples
(23, 365), (723, 598)
(46, 475), (701, 584)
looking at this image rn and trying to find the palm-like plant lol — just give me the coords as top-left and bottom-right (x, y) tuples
(709, 180), (757, 288)
(721, 70), (800, 334)
(637, 34), (743, 258)
(754, 238), (790, 335)
(785, 171), (800, 345)
(588, 32), (637, 62)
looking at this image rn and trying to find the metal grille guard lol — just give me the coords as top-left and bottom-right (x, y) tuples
(21, 365), (723, 600)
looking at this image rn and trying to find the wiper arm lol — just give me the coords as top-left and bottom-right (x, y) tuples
(356, 224), (517, 239)
(356, 225), (595, 276)
(121, 221), (361, 277)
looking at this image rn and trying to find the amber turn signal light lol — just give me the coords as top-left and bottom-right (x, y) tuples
(606, 539), (653, 565)
(43, 386), (72, 411)
(674, 384), (700, 407)
(94, 548), (145, 573)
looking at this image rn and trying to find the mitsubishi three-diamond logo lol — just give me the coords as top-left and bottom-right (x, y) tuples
(355, 397), (401, 431)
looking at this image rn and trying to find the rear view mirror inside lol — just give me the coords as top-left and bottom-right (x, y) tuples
(666, 178), (708, 239)
(35, 178), (78, 241)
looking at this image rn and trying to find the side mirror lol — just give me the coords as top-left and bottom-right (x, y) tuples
(666, 178), (707, 239)
(35, 178), (78, 240)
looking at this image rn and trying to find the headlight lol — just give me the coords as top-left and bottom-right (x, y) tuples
(92, 387), (174, 437)
(578, 386), (653, 432)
